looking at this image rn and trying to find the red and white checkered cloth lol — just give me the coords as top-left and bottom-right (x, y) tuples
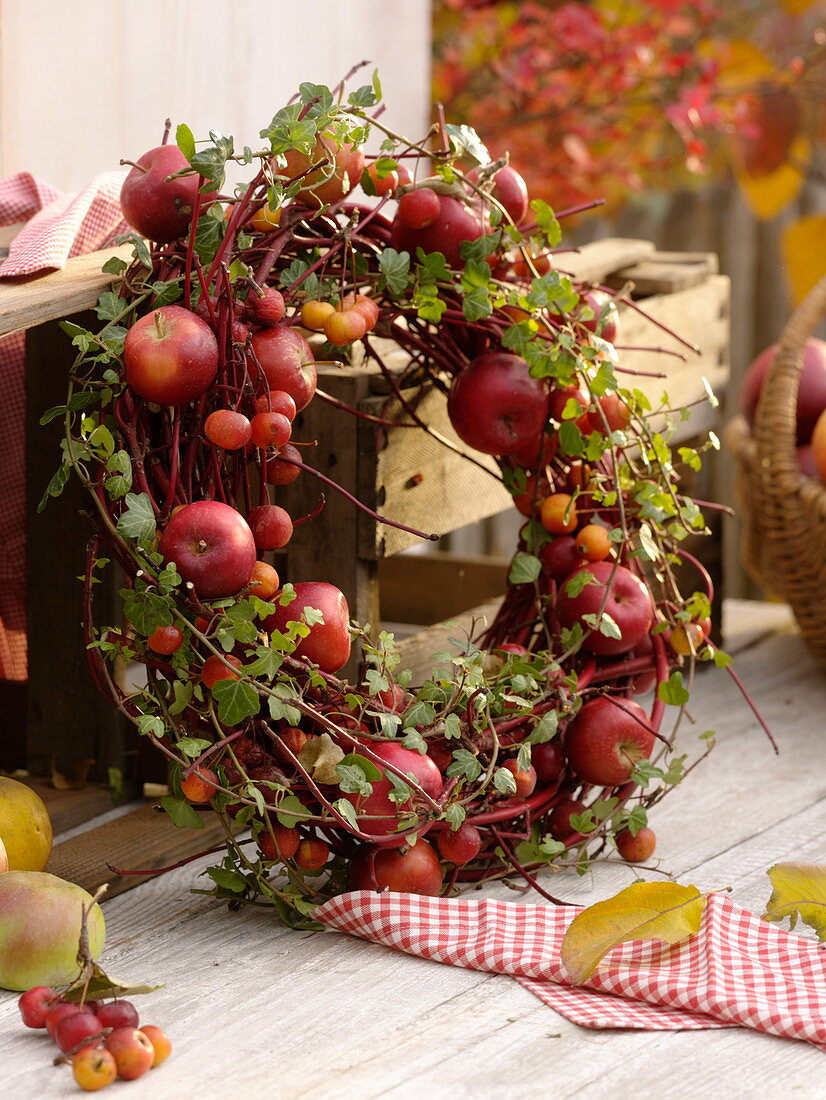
(314, 890), (826, 1049)
(0, 170), (128, 679)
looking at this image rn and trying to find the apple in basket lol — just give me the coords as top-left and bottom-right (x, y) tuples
(740, 337), (826, 445)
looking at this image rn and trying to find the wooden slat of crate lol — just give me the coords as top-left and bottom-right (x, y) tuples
(23, 778), (116, 836)
(0, 246), (128, 335)
(379, 551), (509, 625)
(558, 237), (656, 284)
(610, 250), (719, 296)
(46, 802), (227, 901)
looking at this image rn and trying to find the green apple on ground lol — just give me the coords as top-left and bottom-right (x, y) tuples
(0, 872), (105, 991)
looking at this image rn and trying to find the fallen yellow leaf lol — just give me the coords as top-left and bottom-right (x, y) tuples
(735, 133), (809, 221)
(763, 863), (826, 941)
(560, 881), (706, 985)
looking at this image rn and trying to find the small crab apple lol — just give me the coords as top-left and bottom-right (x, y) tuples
(205, 410), (252, 450)
(263, 581), (352, 673)
(244, 286), (285, 327)
(139, 1025), (172, 1067)
(72, 1046), (118, 1092)
(250, 411), (292, 449)
(55, 1010), (104, 1053)
(200, 654), (242, 690)
(147, 624), (184, 655)
(248, 504), (294, 550)
(258, 823), (300, 861)
(18, 985), (60, 1028)
(255, 389), (297, 421)
(397, 187), (441, 229)
(105, 1027), (155, 1081)
(467, 163), (529, 225)
(390, 192), (487, 269)
(248, 560), (280, 600)
(324, 308), (367, 346)
(501, 759), (537, 800)
(548, 797), (588, 846)
(264, 443), (302, 486)
(295, 838), (329, 870)
(301, 300), (336, 331)
(180, 766), (219, 803)
(615, 826), (657, 863)
(45, 1002), (84, 1040)
(437, 823), (482, 866)
(96, 1000), (139, 1030)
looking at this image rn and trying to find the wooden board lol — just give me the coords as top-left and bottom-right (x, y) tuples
(379, 551), (509, 626)
(22, 778), (116, 836)
(1, 600), (823, 1097)
(558, 237), (657, 284)
(46, 802), (228, 902)
(0, 246), (127, 336)
(610, 250), (719, 296)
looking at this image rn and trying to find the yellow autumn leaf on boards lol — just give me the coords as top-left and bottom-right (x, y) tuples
(763, 863), (826, 941)
(735, 133), (809, 221)
(781, 213), (826, 306)
(560, 881), (706, 985)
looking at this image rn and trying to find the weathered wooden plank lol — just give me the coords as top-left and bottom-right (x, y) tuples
(21, 778), (116, 837)
(610, 250), (719, 296)
(0, 246), (127, 336)
(46, 802), (228, 901)
(25, 315), (130, 783)
(559, 237), (656, 284)
(395, 597), (502, 683)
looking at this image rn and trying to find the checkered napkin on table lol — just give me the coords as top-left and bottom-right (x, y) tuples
(314, 890), (826, 1049)
(0, 170), (128, 680)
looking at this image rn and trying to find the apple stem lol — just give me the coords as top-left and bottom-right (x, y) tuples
(162, 117), (172, 145)
(119, 159), (147, 173)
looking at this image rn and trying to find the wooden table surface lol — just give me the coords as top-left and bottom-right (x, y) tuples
(2, 601), (825, 1099)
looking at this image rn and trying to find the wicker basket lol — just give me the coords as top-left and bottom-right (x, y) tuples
(726, 275), (826, 669)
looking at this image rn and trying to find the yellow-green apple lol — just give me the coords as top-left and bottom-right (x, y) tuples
(158, 500), (256, 599)
(0, 872), (105, 992)
(123, 305), (218, 406)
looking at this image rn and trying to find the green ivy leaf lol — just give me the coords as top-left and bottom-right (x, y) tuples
(116, 493), (156, 545)
(508, 552), (542, 585)
(161, 796), (205, 829)
(122, 588), (171, 635)
(379, 248), (411, 296)
(446, 748), (482, 782)
(657, 671), (690, 706)
(445, 123), (489, 164)
(212, 678), (260, 726)
(443, 803), (466, 831)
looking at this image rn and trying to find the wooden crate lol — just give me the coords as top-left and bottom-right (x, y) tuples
(0, 236), (729, 787)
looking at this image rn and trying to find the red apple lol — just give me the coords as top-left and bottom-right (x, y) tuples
(741, 338), (826, 445)
(548, 797), (588, 846)
(436, 822), (483, 866)
(467, 163), (529, 225)
(119, 144), (203, 243)
(578, 288), (619, 344)
(158, 501), (256, 599)
(349, 839), (444, 896)
(264, 581), (351, 672)
(565, 696), (654, 786)
(615, 825), (657, 863)
(812, 407), (826, 482)
(390, 193), (487, 269)
(249, 326), (317, 410)
(447, 352), (550, 456)
(556, 562), (654, 656)
(531, 739), (566, 787)
(344, 742), (443, 843)
(540, 536), (582, 583)
(123, 306), (218, 406)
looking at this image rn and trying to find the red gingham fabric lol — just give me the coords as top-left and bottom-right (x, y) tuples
(0, 171), (128, 680)
(313, 891), (826, 1048)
